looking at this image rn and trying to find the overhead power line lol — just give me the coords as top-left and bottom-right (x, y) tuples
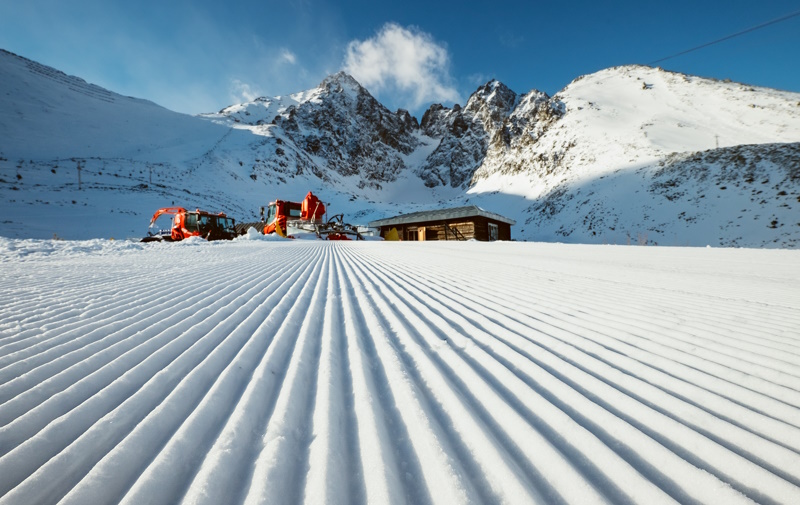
(651, 9), (800, 64)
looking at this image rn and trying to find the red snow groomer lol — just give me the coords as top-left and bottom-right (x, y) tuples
(142, 207), (237, 242)
(261, 191), (362, 240)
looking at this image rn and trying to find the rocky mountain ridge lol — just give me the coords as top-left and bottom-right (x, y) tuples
(2, 48), (800, 246)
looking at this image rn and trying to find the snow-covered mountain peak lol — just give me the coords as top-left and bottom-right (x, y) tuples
(319, 71), (364, 94)
(466, 79), (518, 116)
(208, 95), (300, 127)
(552, 64), (800, 157)
(209, 72), (370, 127)
(513, 88), (553, 117)
(257, 71), (422, 185)
(415, 79), (527, 188)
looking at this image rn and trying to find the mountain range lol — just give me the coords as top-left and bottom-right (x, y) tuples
(1, 48), (799, 246)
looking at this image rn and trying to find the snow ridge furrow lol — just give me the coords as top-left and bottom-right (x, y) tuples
(0, 261), (275, 408)
(0, 252), (311, 501)
(177, 246), (328, 505)
(0, 249), (264, 365)
(57, 251), (320, 504)
(348, 246), (791, 502)
(241, 246), (331, 505)
(339, 247), (577, 504)
(303, 246), (360, 505)
(342, 247), (678, 504)
(0, 267), (177, 344)
(336, 249), (420, 505)
(1, 240), (798, 505)
(376, 251), (800, 418)
(0, 254), (286, 433)
(331, 246), (478, 505)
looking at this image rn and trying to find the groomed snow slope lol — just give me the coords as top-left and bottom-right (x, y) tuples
(1, 238), (800, 504)
(0, 49), (229, 162)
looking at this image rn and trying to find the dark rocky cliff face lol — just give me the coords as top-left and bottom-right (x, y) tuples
(274, 72), (422, 188)
(215, 73), (550, 190)
(417, 81), (522, 188)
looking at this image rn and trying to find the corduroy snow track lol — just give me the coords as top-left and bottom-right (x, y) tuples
(1, 238), (799, 504)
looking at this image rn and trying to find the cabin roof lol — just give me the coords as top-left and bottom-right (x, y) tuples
(368, 205), (516, 227)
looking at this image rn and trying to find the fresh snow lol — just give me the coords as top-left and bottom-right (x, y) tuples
(0, 50), (228, 162)
(1, 238), (799, 504)
(3, 49), (800, 247)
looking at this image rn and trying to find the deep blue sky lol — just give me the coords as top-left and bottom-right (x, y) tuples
(1, 0), (798, 117)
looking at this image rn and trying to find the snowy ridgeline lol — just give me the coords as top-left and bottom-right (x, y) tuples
(2, 49), (800, 246)
(1, 238), (800, 504)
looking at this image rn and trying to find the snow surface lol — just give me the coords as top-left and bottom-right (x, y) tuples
(0, 50), (228, 162)
(3, 49), (799, 247)
(1, 237), (799, 504)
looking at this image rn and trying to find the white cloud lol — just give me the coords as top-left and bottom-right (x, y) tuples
(280, 48), (297, 65)
(344, 23), (461, 111)
(223, 44), (310, 107)
(229, 79), (261, 104)
(467, 72), (492, 87)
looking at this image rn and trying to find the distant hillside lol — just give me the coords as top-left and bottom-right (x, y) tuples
(1, 49), (799, 246)
(522, 142), (800, 247)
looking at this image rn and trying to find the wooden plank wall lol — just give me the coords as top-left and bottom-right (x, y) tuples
(380, 218), (512, 241)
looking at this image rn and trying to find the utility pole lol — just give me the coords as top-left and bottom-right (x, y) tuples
(77, 160), (82, 190)
(149, 164), (152, 185)
(715, 134), (719, 149)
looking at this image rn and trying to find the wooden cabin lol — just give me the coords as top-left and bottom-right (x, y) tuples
(369, 205), (515, 241)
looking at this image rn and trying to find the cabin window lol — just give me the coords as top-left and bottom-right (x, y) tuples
(185, 213), (198, 232)
(488, 223), (499, 241)
(197, 215), (211, 233)
(406, 228), (418, 241)
(217, 217), (235, 232)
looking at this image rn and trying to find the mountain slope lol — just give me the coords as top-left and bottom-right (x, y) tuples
(474, 65), (800, 187)
(0, 49), (229, 162)
(466, 66), (800, 246)
(1, 49), (800, 246)
(418, 80), (525, 187)
(521, 142), (800, 247)
(0, 51), (413, 239)
(206, 72), (422, 188)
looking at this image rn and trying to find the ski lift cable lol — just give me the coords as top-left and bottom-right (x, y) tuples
(650, 8), (800, 64)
